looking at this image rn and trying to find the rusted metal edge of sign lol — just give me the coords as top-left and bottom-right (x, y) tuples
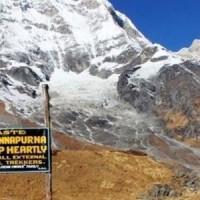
(0, 127), (51, 174)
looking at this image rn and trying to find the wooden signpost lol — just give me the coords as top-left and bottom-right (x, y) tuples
(42, 84), (52, 200)
(0, 84), (53, 200)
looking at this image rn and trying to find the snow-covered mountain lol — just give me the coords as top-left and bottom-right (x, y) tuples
(0, 0), (150, 113)
(177, 39), (200, 62)
(0, 0), (149, 73)
(1, 0), (200, 172)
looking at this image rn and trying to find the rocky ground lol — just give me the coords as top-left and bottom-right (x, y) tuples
(0, 101), (200, 200)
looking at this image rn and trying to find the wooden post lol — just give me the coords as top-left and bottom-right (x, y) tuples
(42, 84), (52, 200)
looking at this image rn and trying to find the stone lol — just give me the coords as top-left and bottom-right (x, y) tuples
(7, 67), (42, 86)
(145, 184), (177, 199)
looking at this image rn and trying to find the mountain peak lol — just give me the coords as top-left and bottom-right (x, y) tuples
(176, 39), (200, 62)
(0, 0), (150, 74)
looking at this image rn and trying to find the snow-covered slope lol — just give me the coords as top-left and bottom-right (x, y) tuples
(0, 0), (149, 74)
(0, 0), (150, 115)
(128, 44), (183, 79)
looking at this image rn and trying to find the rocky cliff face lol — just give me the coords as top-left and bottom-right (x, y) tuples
(117, 44), (200, 171)
(1, 0), (200, 173)
(118, 44), (200, 139)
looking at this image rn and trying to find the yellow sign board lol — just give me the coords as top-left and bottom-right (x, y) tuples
(0, 128), (51, 173)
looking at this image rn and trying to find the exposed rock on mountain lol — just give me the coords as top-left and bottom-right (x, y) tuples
(118, 44), (200, 140)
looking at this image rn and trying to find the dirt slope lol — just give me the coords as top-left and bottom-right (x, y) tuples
(0, 149), (172, 200)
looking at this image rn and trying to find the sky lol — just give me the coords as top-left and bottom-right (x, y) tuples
(109, 0), (200, 51)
